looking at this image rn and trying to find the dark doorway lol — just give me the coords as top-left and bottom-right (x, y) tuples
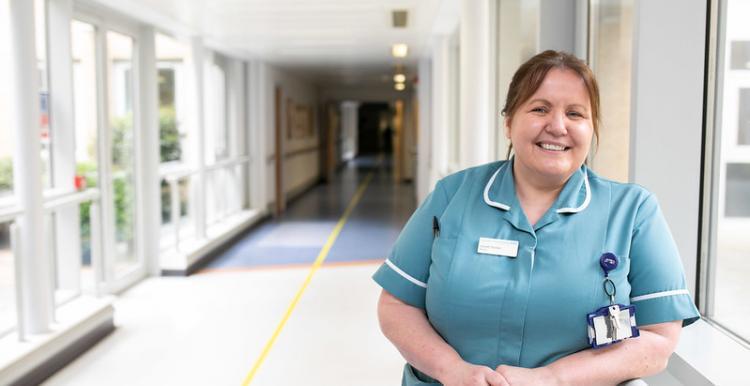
(357, 103), (391, 155)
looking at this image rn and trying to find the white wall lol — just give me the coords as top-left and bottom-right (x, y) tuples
(260, 64), (320, 208)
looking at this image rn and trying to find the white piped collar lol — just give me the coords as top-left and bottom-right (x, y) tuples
(483, 160), (592, 215)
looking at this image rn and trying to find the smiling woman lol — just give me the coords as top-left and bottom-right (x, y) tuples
(374, 50), (699, 386)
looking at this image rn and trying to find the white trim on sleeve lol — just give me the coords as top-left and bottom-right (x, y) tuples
(630, 289), (690, 302)
(385, 259), (428, 288)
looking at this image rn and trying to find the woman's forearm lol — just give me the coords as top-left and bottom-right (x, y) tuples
(377, 290), (463, 382)
(543, 321), (682, 386)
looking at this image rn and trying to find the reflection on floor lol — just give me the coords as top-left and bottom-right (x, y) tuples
(204, 157), (414, 270)
(43, 157), (415, 385)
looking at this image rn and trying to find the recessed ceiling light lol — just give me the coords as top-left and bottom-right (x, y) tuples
(392, 44), (408, 58)
(393, 74), (406, 83)
(395, 83), (406, 91)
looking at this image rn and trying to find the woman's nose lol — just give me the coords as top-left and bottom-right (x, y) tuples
(545, 111), (567, 136)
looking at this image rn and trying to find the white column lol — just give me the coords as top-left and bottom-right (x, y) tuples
(257, 62), (272, 212)
(136, 25), (160, 275)
(188, 37), (207, 239)
(431, 36), (450, 184)
(9, 0), (52, 333)
(48, 0), (81, 292)
(459, 0), (492, 169)
(629, 0), (706, 294)
(229, 58), (245, 159)
(246, 60), (266, 212)
(228, 58), (246, 211)
(416, 57), (432, 203)
(539, 0), (576, 53)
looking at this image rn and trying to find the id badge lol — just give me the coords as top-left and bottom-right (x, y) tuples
(586, 304), (640, 349)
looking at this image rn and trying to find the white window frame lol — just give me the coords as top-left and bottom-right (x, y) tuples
(73, 4), (146, 294)
(699, 0), (750, 347)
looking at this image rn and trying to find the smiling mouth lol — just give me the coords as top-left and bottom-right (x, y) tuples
(537, 142), (569, 151)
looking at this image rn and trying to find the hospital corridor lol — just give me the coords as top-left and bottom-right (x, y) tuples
(0, 0), (749, 385)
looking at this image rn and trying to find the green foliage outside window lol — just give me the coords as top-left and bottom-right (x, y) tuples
(0, 157), (12, 193)
(159, 106), (181, 163)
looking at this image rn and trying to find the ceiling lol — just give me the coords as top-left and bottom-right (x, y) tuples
(103, 0), (446, 88)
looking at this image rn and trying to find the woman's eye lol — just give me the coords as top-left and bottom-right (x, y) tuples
(531, 107), (547, 114)
(567, 111), (583, 118)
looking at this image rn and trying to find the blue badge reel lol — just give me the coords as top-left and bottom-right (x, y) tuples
(587, 253), (640, 349)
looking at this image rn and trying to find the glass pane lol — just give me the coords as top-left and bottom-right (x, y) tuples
(738, 88), (750, 145)
(0, 222), (15, 335)
(711, 0), (750, 342)
(106, 31), (137, 277)
(725, 164), (750, 217)
(730, 40), (750, 70)
(159, 177), (193, 251)
(156, 33), (193, 245)
(207, 61), (228, 163)
(72, 20), (99, 292)
(0, 0), (16, 336)
(589, 0), (634, 182)
(35, 0), (51, 190)
(0, 0), (14, 199)
(156, 33), (189, 164)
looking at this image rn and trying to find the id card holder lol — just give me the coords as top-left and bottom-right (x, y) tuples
(586, 304), (640, 349)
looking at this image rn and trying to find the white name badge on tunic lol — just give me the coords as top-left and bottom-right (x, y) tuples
(477, 237), (519, 257)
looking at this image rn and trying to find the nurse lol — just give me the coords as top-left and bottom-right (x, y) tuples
(373, 50), (699, 386)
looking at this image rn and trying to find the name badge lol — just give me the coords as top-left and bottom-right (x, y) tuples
(477, 237), (518, 258)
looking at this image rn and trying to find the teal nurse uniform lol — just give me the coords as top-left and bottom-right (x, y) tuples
(373, 159), (700, 385)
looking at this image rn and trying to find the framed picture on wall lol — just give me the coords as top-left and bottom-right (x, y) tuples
(287, 98), (314, 139)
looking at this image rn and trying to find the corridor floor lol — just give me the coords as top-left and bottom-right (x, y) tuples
(44, 157), (415, 385)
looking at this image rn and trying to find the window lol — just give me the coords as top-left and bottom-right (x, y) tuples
(156, 33), (193, 248)
(738, 88), (750, 145)
(588, 0), (634, 182)
(205, 55), (230, 226)
(35, 0), (52, 190)
(730, 41), (750, 70)
(106, 30), (138, 278)
(207, 56), (229, 164)
(704, 0), (750, 343)
(72, 19), (99, 292)
(0, 0), (14, 327)
(0, 0), (14, 200)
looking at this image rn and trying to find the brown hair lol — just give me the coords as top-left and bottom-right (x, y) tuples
(502, 50), (600, 158)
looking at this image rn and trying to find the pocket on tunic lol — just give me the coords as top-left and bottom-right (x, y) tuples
(429, 235), (458, 282)
(402, 364), (441, 386)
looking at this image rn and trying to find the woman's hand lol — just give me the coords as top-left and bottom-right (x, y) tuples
(440, 361), (510, 386)
(495, 365), (561, 386)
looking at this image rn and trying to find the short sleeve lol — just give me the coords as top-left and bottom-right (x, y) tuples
(628, 194), (700, 327)
(372, 180), (450, 308)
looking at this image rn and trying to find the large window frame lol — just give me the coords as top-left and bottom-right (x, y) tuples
(72, 6), (146, 294)
(699, 0), (750, 346)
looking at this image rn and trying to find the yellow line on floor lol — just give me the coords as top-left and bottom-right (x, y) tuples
(241, 172), (375, 385)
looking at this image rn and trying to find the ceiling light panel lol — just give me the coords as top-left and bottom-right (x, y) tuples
(392, 43), (408, 58)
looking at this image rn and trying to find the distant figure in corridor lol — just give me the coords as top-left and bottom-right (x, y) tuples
(373, 50), (699, 386)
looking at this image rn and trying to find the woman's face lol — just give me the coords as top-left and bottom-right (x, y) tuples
(505, 68), (594, 185)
